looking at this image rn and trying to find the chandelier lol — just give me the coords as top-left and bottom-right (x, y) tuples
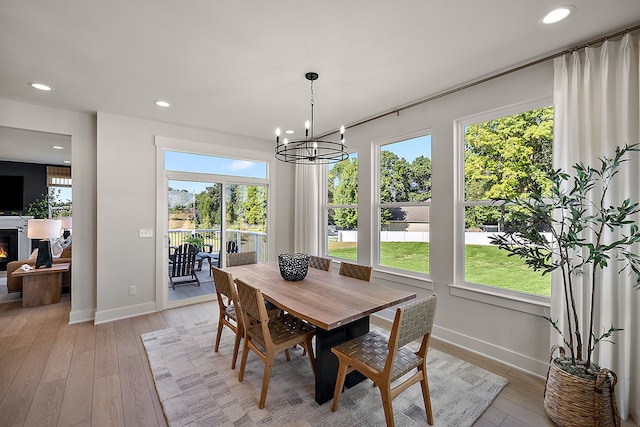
(275, 72), (348, 164)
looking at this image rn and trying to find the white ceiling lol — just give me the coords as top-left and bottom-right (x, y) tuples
(1, 1), (639, 164)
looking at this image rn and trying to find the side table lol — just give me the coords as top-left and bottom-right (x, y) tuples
(11, 263), (70, 308)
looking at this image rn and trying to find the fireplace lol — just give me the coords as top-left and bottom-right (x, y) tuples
(0, 229), (19, 271)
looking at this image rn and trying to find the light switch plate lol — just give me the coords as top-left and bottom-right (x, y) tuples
(139, 228), (153, 238)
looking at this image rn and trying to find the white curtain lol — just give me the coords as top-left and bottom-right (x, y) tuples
(293, 163), (326, 255)
(553, 32), (640, 422)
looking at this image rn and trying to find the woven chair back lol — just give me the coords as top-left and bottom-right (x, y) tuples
(235, 278), (266, 327)
(338, 261), (372, 281)
(309, 255), (332, 271)
(211, 266), (237, 303)
(395, 294), (438, 349)
(227, 251), (257, 267)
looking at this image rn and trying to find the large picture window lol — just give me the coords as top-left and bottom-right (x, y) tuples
(377, 135), (431, 275)
(460, 103), (553, 296)
(327, 154), (358, 261)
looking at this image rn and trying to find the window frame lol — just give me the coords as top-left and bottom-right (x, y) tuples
(325, 152), (359, 262)
(452, 97), (552, 315)
(373, 130), (432, 280)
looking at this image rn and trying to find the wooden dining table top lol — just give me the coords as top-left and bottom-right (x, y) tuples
(226, 262), (416, 330)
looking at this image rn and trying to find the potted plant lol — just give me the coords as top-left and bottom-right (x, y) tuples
(489, 143), (640, 427)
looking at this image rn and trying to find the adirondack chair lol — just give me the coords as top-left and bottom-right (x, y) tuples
(168, 243), (201, 290)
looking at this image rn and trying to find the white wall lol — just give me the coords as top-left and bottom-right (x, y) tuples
(348, 61), (555, 377)
(94, 112), (294, 323)
(0, 99), (97, 323)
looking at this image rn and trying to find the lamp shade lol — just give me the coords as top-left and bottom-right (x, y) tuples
(27, 219), (62, 239)
(58, 217), (72, 229)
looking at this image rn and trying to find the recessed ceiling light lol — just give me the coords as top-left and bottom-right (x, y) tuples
(29, 82), (52, 91)
(541, 6), (574, 24)
(52, 145), (64, 150)
(285, 130), (295, 134)
(63, 160), (71, 164)
(155, 100), (170, 107)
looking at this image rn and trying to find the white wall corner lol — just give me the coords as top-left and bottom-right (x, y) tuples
(93, 302), (157, 325)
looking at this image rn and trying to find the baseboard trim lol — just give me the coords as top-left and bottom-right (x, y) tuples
(94, 302), (157, 325)
(69, 308), (96, 324)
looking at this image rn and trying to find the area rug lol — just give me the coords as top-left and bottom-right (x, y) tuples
(0, 273), (21, 304)
(142, 320), (507, 426)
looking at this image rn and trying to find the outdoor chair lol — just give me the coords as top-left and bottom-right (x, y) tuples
(330, 294), (438, 426)
(212, 266), (243, 369)
(338, 261), (372, 281)
(309, 255), (332, 271)
(235, 278), (316, 409)
(168, 243), (201, 290)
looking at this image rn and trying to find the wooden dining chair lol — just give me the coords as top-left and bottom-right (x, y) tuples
(309, 255), (332, 271)
(235, 278), (316, 409)
(226, 250), (257, 267)
(330, 294), (438, 427)
(338, 261), (372, 281)
(211, 266), (243, 369)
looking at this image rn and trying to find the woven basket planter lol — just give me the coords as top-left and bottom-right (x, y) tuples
(543, 345), (620, 427)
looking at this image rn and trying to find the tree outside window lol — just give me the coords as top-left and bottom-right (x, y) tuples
(462, 105), (553, 296)
(327, 154), (358, 260)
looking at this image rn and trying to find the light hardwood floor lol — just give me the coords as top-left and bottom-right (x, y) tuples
(0, 294), (636, 427)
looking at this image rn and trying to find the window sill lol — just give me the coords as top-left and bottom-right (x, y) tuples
(373, 268), (434, 291)
(449, 282), (550, 316)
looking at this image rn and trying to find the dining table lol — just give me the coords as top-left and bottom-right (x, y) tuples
(226, 261), (416, 405)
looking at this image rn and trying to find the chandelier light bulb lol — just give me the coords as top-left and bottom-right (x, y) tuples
(275, 128), (281, 143)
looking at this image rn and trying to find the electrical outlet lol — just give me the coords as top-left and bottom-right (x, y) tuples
(129, 285), (136, 295)
(139, 228), (153, 238)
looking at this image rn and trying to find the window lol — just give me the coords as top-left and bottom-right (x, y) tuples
(377, 135), (431, 275)
(327, 154), (358, 261)
(460, 103), (553, 297)
(165, 151), (267, 179)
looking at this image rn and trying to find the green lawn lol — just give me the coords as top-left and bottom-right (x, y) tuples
(328, 241), (550, 296)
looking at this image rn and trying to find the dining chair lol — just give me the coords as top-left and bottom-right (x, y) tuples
(235, 278), (316, 409)
(309, 255), (332, 271)
(338, 261), (373, 281)
(211, 266), (243, 369)
(226, 250), (257, 267)
(330, 294), (438, 427)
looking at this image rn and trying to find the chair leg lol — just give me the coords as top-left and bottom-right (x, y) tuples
(304, 338), (315, 376)
(420, 370), (434, 425)
(331, 361), (349, 412)
(379, 385), (396, 427)
(214, 316), (224, 352)
(238, 338), (250, 382)
(284, 348), (291, 361)
(231, 328), (242, 370)
(258, 360), (274, 409)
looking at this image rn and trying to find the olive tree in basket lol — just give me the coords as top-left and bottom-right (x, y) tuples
(490, 143), (640, 425)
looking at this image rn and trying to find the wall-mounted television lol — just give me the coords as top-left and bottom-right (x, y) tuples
(0, 176), (24, 212)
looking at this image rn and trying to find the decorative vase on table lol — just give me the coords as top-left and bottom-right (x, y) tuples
(278, 253), (309, 281)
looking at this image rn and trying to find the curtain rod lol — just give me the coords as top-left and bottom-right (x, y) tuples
(321, 23), (640, 137)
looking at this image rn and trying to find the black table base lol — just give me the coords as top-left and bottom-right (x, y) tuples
(313, 316), (369, 405)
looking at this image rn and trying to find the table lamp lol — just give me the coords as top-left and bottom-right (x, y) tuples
(59, 216), (72, 239)
(27, 219), (61, 269)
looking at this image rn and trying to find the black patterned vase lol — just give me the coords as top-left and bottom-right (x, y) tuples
(278, 253), (310, 281)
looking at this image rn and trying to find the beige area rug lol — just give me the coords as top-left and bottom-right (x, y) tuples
(141, 320), (507, 426)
